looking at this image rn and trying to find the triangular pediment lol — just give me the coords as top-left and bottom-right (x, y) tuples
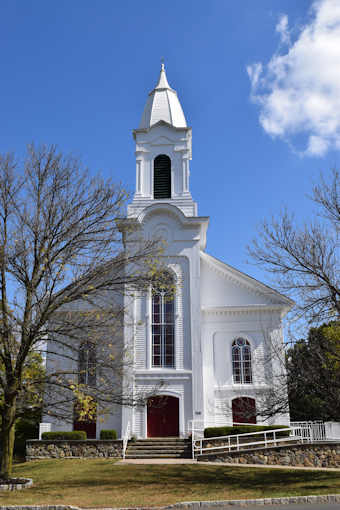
(200, 252), (293, 310)
(149, 135), (176, 146)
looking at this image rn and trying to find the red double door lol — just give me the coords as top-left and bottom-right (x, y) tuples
(232, 397), (256, 424)
(147, 396), (179, 437)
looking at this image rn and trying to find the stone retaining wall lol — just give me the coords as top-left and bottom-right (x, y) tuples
(197, 442), (340, 468)
(26, 439), (123, 460)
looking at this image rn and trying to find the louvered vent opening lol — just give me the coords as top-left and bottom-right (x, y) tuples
(154, 155), (171, 199)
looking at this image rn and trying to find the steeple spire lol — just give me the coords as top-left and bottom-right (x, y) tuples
(138, 64), (187, 129)
(155, 62), (171, 90)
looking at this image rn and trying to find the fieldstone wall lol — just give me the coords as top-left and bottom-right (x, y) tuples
(26, 439), (123, 460)
(197, 442), (340, 468)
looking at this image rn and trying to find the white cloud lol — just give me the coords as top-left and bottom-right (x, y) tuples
(276, 14), (290, 45)
(248, 0), (340, 156)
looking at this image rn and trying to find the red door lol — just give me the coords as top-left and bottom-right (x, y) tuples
(74, 420), (97, 439)
(232, 397), (256, 424)
(73, 403), (97, 439)
(147, 396), (179, 437)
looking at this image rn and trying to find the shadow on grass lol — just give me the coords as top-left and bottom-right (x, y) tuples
(13, 461), (340, 493)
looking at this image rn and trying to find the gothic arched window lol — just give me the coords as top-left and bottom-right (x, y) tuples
(232, 338), (252, 384)
(154, 154), (171, 199)
(79, 341), (96, 386)
(152, 271), (175, 368)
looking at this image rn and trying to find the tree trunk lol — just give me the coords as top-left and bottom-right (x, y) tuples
(1, 397), (17, 480)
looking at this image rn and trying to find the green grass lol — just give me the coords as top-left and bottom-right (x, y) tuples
(1, 459), (339, 508)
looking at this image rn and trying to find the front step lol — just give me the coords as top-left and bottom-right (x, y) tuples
(125, 438), (192, 459)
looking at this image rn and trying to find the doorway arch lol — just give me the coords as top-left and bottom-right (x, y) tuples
(147, 395), (179, 437)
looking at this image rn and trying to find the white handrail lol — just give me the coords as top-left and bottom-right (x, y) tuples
(122, 421), (131, 460)
(190, 420), (334, 458)
(191, 424), (309, 457)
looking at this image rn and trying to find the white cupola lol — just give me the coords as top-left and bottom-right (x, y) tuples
(139, 64), (187, 129)
(128, 64), (197, 218)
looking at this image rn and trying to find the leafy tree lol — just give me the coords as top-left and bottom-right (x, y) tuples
(287, 322), (340, 421)
(0, 144), (160, 479)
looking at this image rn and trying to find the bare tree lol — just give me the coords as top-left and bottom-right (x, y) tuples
(248, 169), (340, 325)
(0, 144), (160, 479)
(246, 170), (339, 422)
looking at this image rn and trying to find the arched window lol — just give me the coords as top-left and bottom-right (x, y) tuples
(74, 341), (97, 438)
(232, 338), (252, 384)
(79, 341), (96, 386)
(152, 271), (175, 367)
(154, 154), (171, 199)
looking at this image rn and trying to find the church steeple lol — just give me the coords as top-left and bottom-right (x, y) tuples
(128, 65), (197, 218)
(139, 64), (187, 130)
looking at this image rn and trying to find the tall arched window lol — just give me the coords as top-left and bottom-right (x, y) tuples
(152, 271), (175, 367)
(232, 338), (252, 384)
(74, 341), (97, 438)
(79, 341), (96, 386)
(154, 154), (171, 199)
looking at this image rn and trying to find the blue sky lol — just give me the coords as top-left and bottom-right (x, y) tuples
(1, 0), (338, 288)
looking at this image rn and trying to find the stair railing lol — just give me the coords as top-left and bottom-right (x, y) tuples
(122, 421), (131, 460)
(189, 420), (205, 459)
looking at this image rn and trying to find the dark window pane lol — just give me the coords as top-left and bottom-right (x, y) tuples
(153, 356), (161, 367)
(165, 356), (174, 367)
(153, 325), (161, 335)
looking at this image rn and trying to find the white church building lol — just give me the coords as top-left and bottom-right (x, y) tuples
(45, 65), (292, 439)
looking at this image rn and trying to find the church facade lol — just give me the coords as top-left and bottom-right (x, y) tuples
(120, 64), (292, 438)
(44, 65), (292, 439)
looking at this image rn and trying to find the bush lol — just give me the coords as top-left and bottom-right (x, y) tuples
(41, 431), (87, 440)
(14, 414), (40, 456)
(204, 424), (290, 438)
(100, 429), (117, 440)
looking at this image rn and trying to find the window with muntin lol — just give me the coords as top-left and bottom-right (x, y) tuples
(232, 337), (252, 384)
(152, 271), (175, 368)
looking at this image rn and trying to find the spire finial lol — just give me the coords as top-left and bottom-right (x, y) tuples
(155, 58), (170, 89)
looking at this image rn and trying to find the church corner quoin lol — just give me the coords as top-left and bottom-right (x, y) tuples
(44, 64), (293, 441)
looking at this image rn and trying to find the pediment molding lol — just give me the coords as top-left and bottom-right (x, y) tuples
(202, 304), (286, 317)
(148, 135), (177, 146)
(201, 252), (293, 309)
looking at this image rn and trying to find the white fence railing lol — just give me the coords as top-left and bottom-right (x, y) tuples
(122, 421), (131, 460)
(39, 422), (51, 440)
(189, 420), (337, 458)
(290, 421), (326, 441)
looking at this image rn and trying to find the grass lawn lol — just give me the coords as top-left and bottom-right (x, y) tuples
(1, 459), (340, 508)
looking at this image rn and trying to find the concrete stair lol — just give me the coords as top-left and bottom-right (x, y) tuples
(125, 438), (192, 459)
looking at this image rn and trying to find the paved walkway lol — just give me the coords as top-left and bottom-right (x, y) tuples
(117, 458), (340, 471)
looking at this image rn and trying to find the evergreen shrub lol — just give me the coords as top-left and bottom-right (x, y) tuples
(14, 414), (40, 456)
(41, 431), (87, 440)
(204, 424), (290, 438)
(100, 429), (117, 440)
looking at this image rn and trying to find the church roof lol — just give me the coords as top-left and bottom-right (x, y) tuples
(139, 64), (187, 129)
